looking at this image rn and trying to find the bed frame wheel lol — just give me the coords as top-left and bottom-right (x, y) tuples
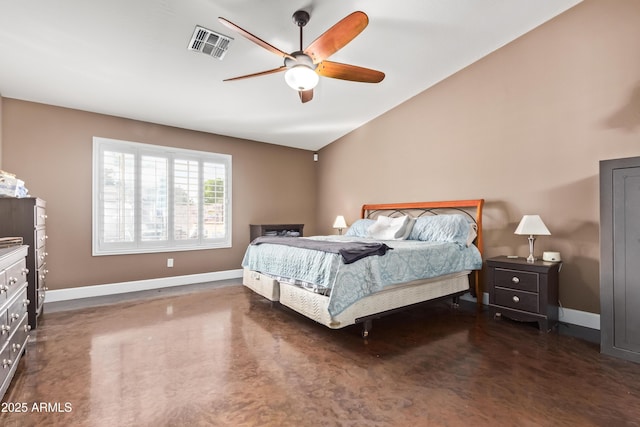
(452, 295), (460, 308)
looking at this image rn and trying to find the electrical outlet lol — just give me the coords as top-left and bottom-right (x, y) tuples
(167, 258), (174, 268)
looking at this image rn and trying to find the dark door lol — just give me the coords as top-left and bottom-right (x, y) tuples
(612, 167), (640, 354)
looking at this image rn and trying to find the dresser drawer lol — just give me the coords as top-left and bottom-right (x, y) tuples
(36, 245), (47, 268)
(7, 286), (28, 329)
(494, 268), (539, 293)
(36, 227), (47, 249)
(4, 259), (27, 298)
(37, 264), (47, 306)
(494, 287), (539, 313)
(0, 271), (5, 303)
(0, 312), (29, 379)
(0, 306), (8, 350)
(10, 312), (30, 359)
(0, 336), (12, 373)
(35, 205), (47, 227)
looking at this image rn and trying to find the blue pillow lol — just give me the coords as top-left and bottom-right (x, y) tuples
(344, 219), (375, 237)
(408, 214), (471, 246)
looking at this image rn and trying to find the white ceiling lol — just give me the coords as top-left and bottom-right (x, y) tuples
(0, 0), (581, 151)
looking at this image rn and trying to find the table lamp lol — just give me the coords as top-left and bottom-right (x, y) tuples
(514, 215), (551, 263)
(333, 215), (347, 235)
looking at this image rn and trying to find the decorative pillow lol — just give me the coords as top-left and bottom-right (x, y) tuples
(344, 219), (375, 237)
(408, 214), (474, 246)
(366, 215), (411, 240)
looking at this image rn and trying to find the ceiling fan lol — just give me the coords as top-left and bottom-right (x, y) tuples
(218, 10), (385, 103)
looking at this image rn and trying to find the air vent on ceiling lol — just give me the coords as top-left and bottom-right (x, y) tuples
(188, 25), (233, 60)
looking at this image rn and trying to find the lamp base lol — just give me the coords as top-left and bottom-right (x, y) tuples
(527, 235), (536, 263)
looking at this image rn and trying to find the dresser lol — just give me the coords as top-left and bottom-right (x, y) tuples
(0, 198), (47, 329)
(487, 256), (561, 332)
(249, 224), (304, 242)
(0, 245), (30, 401)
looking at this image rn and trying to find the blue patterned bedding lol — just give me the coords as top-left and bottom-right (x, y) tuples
(241, 236), (482, 316)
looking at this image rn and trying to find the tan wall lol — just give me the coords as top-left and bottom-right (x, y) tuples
(317, 0), (640, 314)
(1, 99), (317, 289)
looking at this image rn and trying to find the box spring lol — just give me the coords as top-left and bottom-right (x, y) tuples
(277, 271), (471, 329)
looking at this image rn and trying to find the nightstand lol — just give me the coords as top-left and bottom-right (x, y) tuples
(487, 256), (561, 332)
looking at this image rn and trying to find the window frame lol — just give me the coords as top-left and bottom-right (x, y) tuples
(92, 136), (232, 256)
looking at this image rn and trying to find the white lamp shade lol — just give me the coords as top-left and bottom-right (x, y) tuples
(514, 215), (551, 236)
(333, 215), (347, 229)
(284, 65), (319, 91)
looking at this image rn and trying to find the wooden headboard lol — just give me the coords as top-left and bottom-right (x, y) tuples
(360, 199), (485, 305)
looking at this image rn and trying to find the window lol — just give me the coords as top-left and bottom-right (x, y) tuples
(93, 137), (232, 255)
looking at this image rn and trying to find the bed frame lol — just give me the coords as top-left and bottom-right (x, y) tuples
(243, 199), (484, 337)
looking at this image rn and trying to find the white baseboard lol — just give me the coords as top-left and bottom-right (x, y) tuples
(559, 306), (600, 330)
(46, 274), (601, 331)
(461, 292), (600, 330)
(45, 269), (244, 303)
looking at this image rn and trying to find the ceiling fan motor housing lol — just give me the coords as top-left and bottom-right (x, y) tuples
(292, 10), (310, 27)
(285, 51), (316, 69)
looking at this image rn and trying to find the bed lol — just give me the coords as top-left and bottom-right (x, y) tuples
(241, 199), (484, 336)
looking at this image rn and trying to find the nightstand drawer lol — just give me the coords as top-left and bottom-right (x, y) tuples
(494, 288), (539, 313)
(494, 268), (538, 293)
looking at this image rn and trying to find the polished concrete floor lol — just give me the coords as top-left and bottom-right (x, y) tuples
(2, 283), (640, 427)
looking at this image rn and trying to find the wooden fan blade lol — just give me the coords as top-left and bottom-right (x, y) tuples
(298, 89), (313, 103)
(316, 61), (385, 83)
(218, 17), (295, 60)
(223, 66), (287, 82)
(305, 11), (369, 64)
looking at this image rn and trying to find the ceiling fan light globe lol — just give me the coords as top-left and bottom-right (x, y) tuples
(285, 65), (319, 91)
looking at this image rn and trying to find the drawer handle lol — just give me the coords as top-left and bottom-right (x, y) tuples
(24, 325), (32, 332)
(22, 268), (29, 275)
(0, 285), (7, 293)
(23, 299), (30, 307)
(511, 276), (520, 284)
(2, 359), (13, 369)
(9, 277), (18, 285)
(10, 313), (20, 322)
(1, 325), (10, 334)
(512, 296), (520, 303)
(12, 343), (21, 353)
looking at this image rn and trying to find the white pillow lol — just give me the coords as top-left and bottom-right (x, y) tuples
(367, 215), (410, 240)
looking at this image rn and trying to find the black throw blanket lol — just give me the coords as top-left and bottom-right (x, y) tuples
(251, 236), (392, 264)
